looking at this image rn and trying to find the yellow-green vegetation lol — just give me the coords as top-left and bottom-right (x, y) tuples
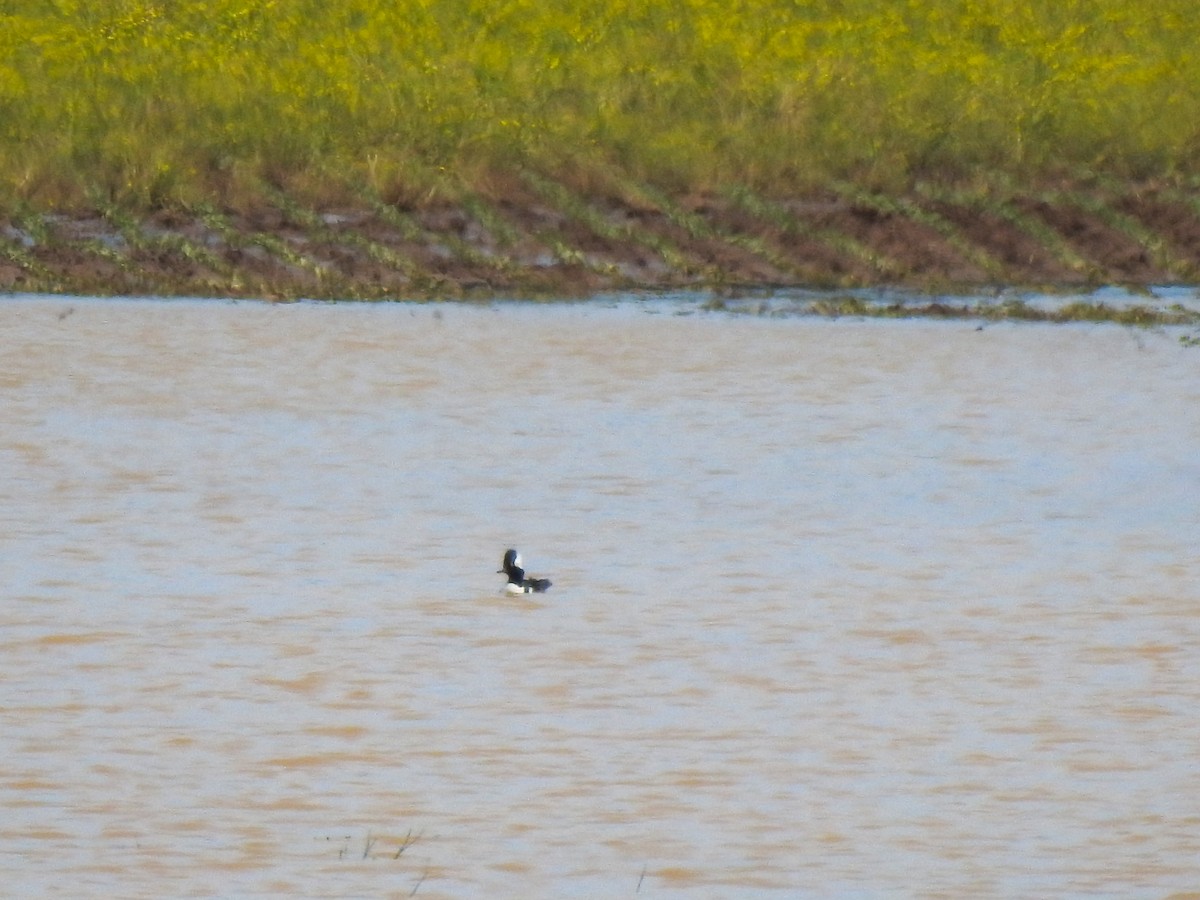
(4, 0), (1200, 208)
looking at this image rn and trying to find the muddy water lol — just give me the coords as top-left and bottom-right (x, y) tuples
(2, 296), (1198, 898)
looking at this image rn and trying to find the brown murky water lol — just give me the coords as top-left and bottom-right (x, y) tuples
(3, 296), (1198, 898)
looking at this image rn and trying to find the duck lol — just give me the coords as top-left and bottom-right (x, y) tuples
(498, 548), (552, 594)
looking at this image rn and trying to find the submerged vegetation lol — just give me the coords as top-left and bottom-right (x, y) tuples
(704, 291), (1200, 329)
(3, 1), (1200, 303)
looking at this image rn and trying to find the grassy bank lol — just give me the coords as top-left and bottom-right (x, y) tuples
(6, 175), (1200, 301)
(4, 0), (1200, 208)
(6, 1), (1200, 304)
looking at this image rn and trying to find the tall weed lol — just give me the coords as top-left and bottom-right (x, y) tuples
(3, 0), (1197, 206)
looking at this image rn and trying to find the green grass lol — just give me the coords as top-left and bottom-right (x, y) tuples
(4, 0), (1200, 210)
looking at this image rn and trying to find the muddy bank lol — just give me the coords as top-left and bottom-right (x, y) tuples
(3, 180), (1200, 300)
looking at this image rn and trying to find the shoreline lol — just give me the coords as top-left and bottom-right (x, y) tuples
(5, 179), (1200, 310)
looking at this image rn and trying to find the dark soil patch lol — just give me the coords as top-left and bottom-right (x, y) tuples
(1115, 191), (1200, 282)
(4, 180), (1200, 299)
(1018, 198), (1162, 283)
(922, 201), (1076, 283)
(817, 203), (977, 282)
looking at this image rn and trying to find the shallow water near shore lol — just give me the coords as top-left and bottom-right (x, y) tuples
(2, 295), (1198, 898)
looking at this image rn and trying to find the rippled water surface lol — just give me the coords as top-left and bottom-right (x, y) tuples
(3, 296), (1199, 898)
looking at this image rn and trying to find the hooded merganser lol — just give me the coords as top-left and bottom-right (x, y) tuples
(498, 549), (552, 594)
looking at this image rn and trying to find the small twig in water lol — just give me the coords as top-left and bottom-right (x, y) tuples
(410, 869), (428, 896)
(637, 863), (647, 892)
(362, 831), (376, 859)
(394, 828), (423, 858)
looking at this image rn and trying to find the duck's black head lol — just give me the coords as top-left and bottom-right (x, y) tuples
(498, 548), (523, 579)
